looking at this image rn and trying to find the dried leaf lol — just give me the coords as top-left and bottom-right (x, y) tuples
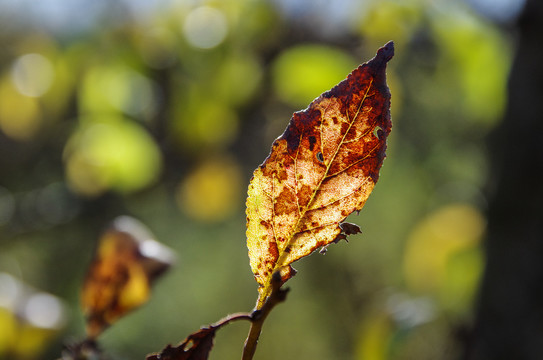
(318, 222), (362, 255)
(339, 222), (362, 235)
(147, 313), (252, 360)
(146, 327), (216, 360)
(246, 42), (394, 307)
(81, 216), (175, 338)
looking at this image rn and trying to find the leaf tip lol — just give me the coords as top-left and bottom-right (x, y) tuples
(367, 41), (394, 72)
(378, 41), (395, 61)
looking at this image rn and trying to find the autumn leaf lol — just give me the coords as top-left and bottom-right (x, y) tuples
(81, 216), (175, 338)
(246, 42), (394, 307)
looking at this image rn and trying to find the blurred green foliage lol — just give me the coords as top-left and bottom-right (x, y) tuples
(272, 45), (357, 107)
(0, 0), (515, 359)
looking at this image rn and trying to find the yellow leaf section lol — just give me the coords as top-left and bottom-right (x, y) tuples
(247, 42), (394, 308)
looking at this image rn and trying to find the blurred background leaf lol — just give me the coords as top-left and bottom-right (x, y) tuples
(0, 0), (528, 359)
(81, 216), (175, 339)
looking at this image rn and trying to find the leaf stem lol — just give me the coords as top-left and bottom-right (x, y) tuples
(242, 317), (264, 360)
(212, 312), (253, 328)
(242, 272), (289, 360)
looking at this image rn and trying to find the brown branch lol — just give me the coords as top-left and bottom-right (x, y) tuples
(211, 312), (253, 328)
(242, 272), (289, 360)
(146, 313), (252, 360)
(145, 273), (288, 360)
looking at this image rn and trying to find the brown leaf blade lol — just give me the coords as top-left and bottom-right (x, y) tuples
(246, 42), (394, 307)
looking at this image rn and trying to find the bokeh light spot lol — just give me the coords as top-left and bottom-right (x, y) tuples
(403, 203), (486, 296)
(432, 9), (511, 126)
(176, 156), (242, 222)
(0, 273), (20, 309)
(0, 79), (41, 140)
(11, 53), (54, 98)
(183, 6), (228, 49)
(24, 293), (65, 329)
(65, 118), (162, 197)
(214, 54), (263, 106)
(172, 100), (239, 151)
(272, 45), (356, 107)
(80, 66), (157, 120)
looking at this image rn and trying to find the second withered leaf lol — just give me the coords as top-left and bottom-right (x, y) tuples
(81, 216), (176, 338)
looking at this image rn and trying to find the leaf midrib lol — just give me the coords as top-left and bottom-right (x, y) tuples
(271, 79), (374, 275)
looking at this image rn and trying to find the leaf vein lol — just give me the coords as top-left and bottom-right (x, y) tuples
(307, 187), (359, 211)
(273, 79), (374, 270)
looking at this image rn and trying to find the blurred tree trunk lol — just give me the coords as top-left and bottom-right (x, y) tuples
(466, 0), (543, 359)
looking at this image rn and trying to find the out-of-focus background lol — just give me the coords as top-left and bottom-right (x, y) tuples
(0, 0), (539, 359)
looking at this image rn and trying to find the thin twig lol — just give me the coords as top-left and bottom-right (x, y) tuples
(145, 312), (254, 360)
(242, 272), (289, 360)
(211, 312), (253, 328)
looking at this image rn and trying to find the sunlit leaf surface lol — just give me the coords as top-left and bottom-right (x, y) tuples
(247, 42), (394, 307)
